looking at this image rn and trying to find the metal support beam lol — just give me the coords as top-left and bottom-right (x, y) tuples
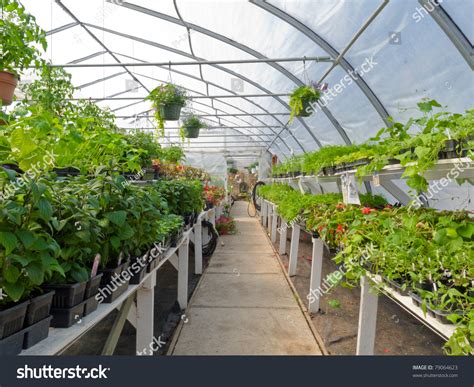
(121, 125), (280, 130)
(251, 0), (392, 127)
(46, 21), (79, 36)
(51, 93), (291, 101)
(116, 112), (290, 118)
(46, 56), (332, 68)
(419, 0), (474, 70)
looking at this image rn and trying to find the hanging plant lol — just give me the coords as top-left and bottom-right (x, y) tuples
(180, 113), (205, 140)
(146, 84), (187, 136)
(0, 0), (47, 106)
(289, 82), (328, 123)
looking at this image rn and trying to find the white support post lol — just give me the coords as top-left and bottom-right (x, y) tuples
(177, 239), (190, 310)
(308, 238), (324, 313)
(288, 224), (300, 277)
(279, 219), (288, 255)
(271, 205), (278, 243)
(356, 276), (379, 355)
(261, 199), (267, 227)
(194, 220), (203, 275)
(267, 204), (273, 233)
(136, 272), (156, 356)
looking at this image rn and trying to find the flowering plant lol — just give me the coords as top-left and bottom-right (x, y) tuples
(215, 215), (236, 235)
(203, 185), (226, 206)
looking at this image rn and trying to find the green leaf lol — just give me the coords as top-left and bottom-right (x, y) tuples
(26, 262), (44, 285)
(37, 198), (53, 221)
(3, 282), (25, 302)
(105, 210), (127, 226)
(0, 231), (18, 254)
(3, 264), (20, 283)
(17, 230), (35, 248)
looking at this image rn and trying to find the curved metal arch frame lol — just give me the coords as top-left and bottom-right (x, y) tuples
(45, 9), (307, 154)
(80, 22), (310, 152)
(251, 0), (392, 128)
(113, 51), (295, 153)
(104, 1), (333, 148)
(122, 71), (286, 154)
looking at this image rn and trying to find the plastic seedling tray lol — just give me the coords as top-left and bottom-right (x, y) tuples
(83, 296), (99, 317)
(0, 326), (25, 355)
(23, 316), (53, 349)
(0, 300), (30, 339)
(43, 281), (87, 308)
(84, 273), (104, 299)
(25, 291), (55, 326)
(50, 301), (85, 328)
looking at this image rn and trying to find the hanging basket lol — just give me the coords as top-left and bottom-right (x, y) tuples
(297, 98), (315, 118)
(0, 71), (18, 106)
(159, 103), (183, 121)
(183, 125), (201, 138)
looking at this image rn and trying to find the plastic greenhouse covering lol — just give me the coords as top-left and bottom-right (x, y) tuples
(6, 0), (474, 210)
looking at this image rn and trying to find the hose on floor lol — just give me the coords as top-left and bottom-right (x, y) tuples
(189, 219), (219, 258)
(249, 181), (265, 217)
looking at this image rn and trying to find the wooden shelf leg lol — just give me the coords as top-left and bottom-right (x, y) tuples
(279, 220), (288, 255)
(194, 220), (203, 275)
(136, 272), (156, 356)
(288, 225), (300, 277)
(177, 239), (190, 310)
(271, 206), (278, 242)
(308, 238), (324, 313)
(101, 295), (135, 355)
(356, 276), (379, 355)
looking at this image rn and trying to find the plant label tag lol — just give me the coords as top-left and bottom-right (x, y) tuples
(91, 254), (101, 278)
(373, 172), (380, 187)
(341, 173), (361, 205)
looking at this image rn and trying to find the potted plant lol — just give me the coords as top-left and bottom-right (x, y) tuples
(146, 84), (187, 134)
(180, 114), (205, 139)
(0, 0), (47, 106)
(289, 82), (327, 123)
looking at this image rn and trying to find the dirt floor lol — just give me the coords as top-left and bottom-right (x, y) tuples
(269, 225), (445, 355)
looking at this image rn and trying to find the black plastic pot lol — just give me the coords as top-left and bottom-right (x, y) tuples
(444, 139), (461, 159)
(84, 274), (104, 299)
(1, 163), (23, 174)
(408, 291), (422, 308)
(50, 301), (85, 328)
(0, 300), (30, 339)
(23, 316), (53, 349)
(147, 257), (158, 273)
(25, 291), (55, 327)
(388, 158), (400, 165)
(183, 125), (200, 138)
(98, 261), (131, 304)
(0, 326), (25, 355)
(386, 278), (410, 297)
(42, 281), (87, 308)
(130, 256), (148, 285)
(159, 103), (183, 121)
(83, 296), (99, 317)
(53, 167), (80, 177)
(297, 99), (314, 118)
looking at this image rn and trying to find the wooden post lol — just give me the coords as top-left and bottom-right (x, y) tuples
(194, 220), (203, 275)
(177, 239), (190, 310)
(279, 219), (288, 255)
(267, 204), (273, 233)
(136, 272), (156, 355)
(288, 224), (300, 277)
(356, 276), (379, 355)
(262, 200), (268, 227)
(102, 295), (135, 355)
(308, 238), (324, 313)
(271, 205), (278, 243)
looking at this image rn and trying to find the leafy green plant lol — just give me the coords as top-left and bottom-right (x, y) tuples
(180, 114), (205, 140)
(146, 84), (187, 134)
(0, 170), (63, 305)
(0, 0), (47, 76)
(289, 82), (326, 123)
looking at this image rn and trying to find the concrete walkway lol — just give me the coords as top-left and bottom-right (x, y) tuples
(169, 201), (323, 355)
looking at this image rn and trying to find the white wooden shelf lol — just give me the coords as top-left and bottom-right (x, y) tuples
(20, 207), (219, 356)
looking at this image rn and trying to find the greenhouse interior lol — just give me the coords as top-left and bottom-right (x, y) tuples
(0, 0), (473, 385)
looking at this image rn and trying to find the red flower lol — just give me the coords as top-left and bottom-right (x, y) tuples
(361, 207), (372, 215)
(336, 224), (344, 233)
(336, 202), (345, 210)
